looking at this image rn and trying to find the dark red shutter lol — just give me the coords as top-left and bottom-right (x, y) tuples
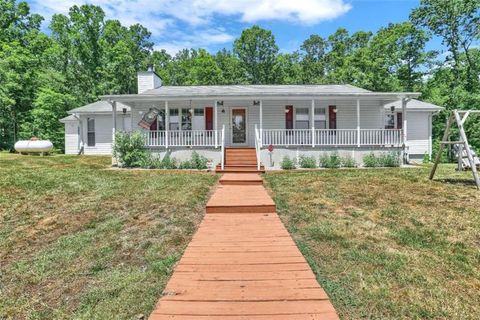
(397, 113), (403, 129)
(329, 105), (337, 129)
(285, 105), (293, 129)
(205, 107), (213, 130)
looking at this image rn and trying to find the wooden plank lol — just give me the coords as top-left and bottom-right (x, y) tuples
(160, 287), (329, 301)
(174, 263), (310, 272)
(151, 300), (337, 316)
(150, 313), (339, 320)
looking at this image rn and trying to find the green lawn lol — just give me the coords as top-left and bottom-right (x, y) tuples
(264, 166), (480, 319)
(0, 153), (218, 319)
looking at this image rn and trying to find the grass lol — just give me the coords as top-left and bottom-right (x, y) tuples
(0, 153), (218, 319)
(264, 165), (480, 320)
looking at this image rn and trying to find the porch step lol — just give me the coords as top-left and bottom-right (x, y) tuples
(216, 165), (265, 173)
(224, 147), (259, 168)
(206, 185), (276, 213)
(220, 173), (263, 185)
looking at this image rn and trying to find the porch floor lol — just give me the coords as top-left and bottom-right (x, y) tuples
(148, 173), (339, 319)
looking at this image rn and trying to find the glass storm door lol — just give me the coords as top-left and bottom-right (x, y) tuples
(232, 109), (247, 144)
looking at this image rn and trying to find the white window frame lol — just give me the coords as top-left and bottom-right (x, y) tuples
(87, 118), (95, 146)
(295, 107), (310, 129)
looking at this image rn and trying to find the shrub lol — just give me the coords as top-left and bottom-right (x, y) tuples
(191, 151), (208, 169)
(363, 153), (378, 167)
(380, 152), (401, 167)
(363, 152), (401, 167)
(341, 155), (357, 168)
(113, 131), (148, 167)
(299, 155), (317, 168)
(280, 156), (296, 170)
(178, 151), (209, 170)
(319, 152), (341, 168)
(160, 152), (178, 169)
(422, 152), (430, 164)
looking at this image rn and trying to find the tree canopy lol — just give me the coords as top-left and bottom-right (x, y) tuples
(0, 0), (479, 155)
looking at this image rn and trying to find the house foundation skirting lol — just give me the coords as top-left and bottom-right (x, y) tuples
(259, 147), (404, 169)
(147, 146), (404, 169)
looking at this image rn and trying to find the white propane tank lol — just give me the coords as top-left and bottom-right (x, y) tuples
(15, 137), (53, 154)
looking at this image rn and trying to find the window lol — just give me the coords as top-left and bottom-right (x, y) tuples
(314, 107), (326, 129)
(193, 108), (205, 130)
(385, 114), (395, 129)
(87, 118), (95, 146)
(295, 108), (309, 129)
(169, 108), (179, 130)
(181, 108), (192, 130)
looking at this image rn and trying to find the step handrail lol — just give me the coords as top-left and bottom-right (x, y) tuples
(255, 124), (261, 171)
(220, 125), (225, 170)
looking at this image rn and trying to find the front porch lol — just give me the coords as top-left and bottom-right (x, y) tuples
(108, 96), (410, 169)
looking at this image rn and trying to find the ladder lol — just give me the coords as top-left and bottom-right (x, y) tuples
(429, 109), (480, 189)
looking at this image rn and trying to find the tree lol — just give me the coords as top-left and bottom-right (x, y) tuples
(214, 49), (247, 85)
(411, 0), (480, 88)
(233, 25), (279, 84)
(0, 0), (45, 149)
(300, 35), (327, 84)
(275, 52), (302, 84)
(370, 22), (435, 91)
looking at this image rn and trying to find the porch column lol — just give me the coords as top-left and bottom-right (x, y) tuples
(356, 99), (361, 147)
(311, 99), (315, 147)
(401, 97), (407, 143)
(214, 100), (218, 148)
(111, 100), (117, 165)
(402, 97), (408, 163)
(259, 100), (263, 147)
(165, 100), (169, 148)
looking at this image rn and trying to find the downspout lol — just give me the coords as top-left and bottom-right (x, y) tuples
(72, 113), (84, 155)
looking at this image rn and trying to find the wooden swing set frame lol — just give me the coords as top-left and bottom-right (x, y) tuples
(429, 109), (480, 190)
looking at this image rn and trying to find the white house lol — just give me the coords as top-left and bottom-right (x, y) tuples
(60, 67), (442, 170)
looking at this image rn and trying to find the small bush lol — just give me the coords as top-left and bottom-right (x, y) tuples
(191, 151), (208, 169)
(319, 153), (341, 168)
(299, 155), (317, 168)
(178, 151), (209, 169)
(380, 152), (401, 167)
(281, 156), (296, 170)
(160, 153), (178, 169)
(363, 153), (378, 167)
(113, 131), (148, 167)
(341, 155), (357, 168)
(422, 152), (430, 164)
(363, 152), (401, 167)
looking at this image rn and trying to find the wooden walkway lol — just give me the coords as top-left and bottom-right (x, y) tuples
(149, 173), (339, 319)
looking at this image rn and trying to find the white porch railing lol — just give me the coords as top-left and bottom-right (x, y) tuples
(261, 128), (403, 147)
(359, 129), (402, 146)
(254, 124), (261, 170)
(144, 130), (219, 147)
(220, 125), (225, 170)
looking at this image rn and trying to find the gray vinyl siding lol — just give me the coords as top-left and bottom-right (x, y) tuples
(406, 111), (430, 157)
(79, 114), (131, 155)
(64, 121), (79, 155)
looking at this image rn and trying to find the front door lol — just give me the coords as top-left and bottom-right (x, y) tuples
(231, 108), (247, 144)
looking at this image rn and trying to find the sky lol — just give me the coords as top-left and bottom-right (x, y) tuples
(26, 0), (444, 56)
